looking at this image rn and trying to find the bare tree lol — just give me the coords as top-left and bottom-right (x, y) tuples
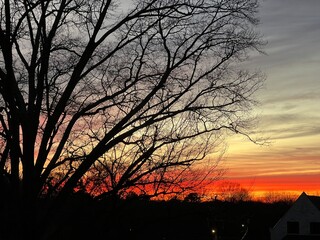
(0, 0), (263, 239)
(184, 192), (202, 203)
(216, 181), (252, 202)
(263, 191), (297, 204)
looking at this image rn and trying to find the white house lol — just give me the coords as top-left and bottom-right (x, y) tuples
(270, 192), (320, 240)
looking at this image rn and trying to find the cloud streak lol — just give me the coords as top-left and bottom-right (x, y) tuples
(213, 0), (320, 195)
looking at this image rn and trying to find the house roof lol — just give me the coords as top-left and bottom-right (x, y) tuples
(307, 195), (320, 211)
(271, 192), (320, 230)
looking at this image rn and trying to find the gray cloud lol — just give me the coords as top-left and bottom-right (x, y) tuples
(262, 91), (320, 105)
(250, 0), (320, 70)
(256, 112), (320, 140)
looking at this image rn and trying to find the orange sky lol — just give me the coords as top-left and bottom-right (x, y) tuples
(211, 0), (320, 197)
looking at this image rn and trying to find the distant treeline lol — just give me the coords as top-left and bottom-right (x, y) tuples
(38, 192), (291, 240)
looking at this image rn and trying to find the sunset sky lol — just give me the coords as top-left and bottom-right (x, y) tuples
(221, 0), (320, 196)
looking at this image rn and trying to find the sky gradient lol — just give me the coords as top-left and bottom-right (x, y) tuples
(221, 0), (320, 197)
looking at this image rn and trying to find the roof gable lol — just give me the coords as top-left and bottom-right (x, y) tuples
(307, 195), (320, 211)
(271, 192), (320, 229)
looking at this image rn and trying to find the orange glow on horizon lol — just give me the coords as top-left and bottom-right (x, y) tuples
(214, 127), (320, 200)
(208, 173), (320, 199)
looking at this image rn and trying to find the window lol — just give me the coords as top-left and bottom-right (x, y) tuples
(310, 222), (320, 234)
(287, 221), (299, 234)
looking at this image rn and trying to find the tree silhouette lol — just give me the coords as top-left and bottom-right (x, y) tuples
(0, 0), (263, 239)
(216, 181), (252, 202)
(184, 192), (202, 203)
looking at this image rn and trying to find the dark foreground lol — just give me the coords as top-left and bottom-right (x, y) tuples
(43, 194), (290, 240)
